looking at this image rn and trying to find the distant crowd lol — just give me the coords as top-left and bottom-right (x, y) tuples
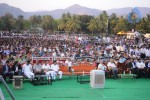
(0, 32), (150, 81)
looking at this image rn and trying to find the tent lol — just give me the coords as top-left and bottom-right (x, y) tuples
(117, 31), (127, 35)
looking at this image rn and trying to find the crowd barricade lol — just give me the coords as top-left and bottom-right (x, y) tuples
(32, 57), (54, 64)
(59, 56), (96, 75)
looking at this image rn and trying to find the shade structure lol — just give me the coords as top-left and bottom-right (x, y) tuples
(117, 31), (127, 35)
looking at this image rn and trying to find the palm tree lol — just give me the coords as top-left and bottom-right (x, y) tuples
(97, 11), (109, 33)
(65, 14), (81, 33)
(87, 18), (97, 34)
(41, 15), (54, 32)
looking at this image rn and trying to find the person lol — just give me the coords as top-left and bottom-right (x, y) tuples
(127, 59), (137, 75)
(145, 60), (150, 78)
(51, 60), (63, 80)
(98, 60), (107, 71)
(22, 60), (34, 80)
(98, 60), (109, 78)
(2, 60), (13, 81)
(33, 60), (44, 75)
(107, 59), (118, 79)
(12, 61), (22, 75)
(42, 61), (55, 80)
(65, 58), (73, 72)
(136, 59), (146, 78)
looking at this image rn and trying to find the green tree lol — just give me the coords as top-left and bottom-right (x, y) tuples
(115, 16), (128, 32)
(109, 13), (118, 34)
(58, 13), (72, 31)
(41, 15), (54, 32)
(1, 13), (16, 31)
(87, 18), (97, 34)
(79, 15), (93, 33)
(29, 15), (41, 28)
(97, 11), (109, 33)
(23, 20), (31, 30)
(65, 14), (81, 32)
(16, 15), (24, 32)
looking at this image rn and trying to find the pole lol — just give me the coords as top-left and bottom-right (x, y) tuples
(0, 75), (15, 100)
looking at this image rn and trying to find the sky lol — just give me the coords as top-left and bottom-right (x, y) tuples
(0, 0), (150, 12)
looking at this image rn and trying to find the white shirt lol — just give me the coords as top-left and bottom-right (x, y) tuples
(148, 62), (150, 68)
(146, 49), (150, 57)
(60, 53), (65, 57)
(135, 49), (140, 56)
(98, 63), (107, 71)
(22, 64), (33, 73)
(51, 64), (60, 72)
(107, 62), (117, 68)
(33, 64), (42, 71)
(42, 64), (50, 69)
(136, 62), (145, 69)
(65, 60), (72, 67)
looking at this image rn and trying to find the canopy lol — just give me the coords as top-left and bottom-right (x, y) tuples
(117, 31), (127, 35)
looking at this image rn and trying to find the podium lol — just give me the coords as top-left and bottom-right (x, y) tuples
(13, 76), (23, 89)
(90, 70), (105, 88)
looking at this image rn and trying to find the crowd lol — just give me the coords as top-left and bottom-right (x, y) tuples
(0, 32), (150, 82)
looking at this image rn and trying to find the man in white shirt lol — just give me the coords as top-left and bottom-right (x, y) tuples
(65, 58), (73, 72)
(107, 59), (118, 79)
(51, 60), (63, 80)
(42, 61), (55, 80)
(33, 60), (43, 75)
(22, 60), (34, 80)
(98, 61), (107, 71)
(136, 59), (146, 78)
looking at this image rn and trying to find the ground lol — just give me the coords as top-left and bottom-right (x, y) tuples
(0, 77), (150, 100)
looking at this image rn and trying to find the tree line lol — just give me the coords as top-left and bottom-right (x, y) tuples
(0, 11), (150, 34)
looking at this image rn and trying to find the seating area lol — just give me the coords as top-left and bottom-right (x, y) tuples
(60, 63), (96, 76)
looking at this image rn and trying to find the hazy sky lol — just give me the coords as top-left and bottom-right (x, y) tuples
(0, 0), (150, 12)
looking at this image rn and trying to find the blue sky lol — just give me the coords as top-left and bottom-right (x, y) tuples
(0, 0), (150, 12)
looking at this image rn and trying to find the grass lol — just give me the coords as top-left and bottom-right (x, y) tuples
(0, 77), (150, 100)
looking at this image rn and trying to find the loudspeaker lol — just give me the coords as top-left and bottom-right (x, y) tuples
(13, 76), (23, 89)
(90, 70), (105, 88)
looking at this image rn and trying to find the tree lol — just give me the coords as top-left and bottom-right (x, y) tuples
(41, 15), (54, 32)
(97, 11), (109, 33)
(145, 14), (150, 33)
(87, 18), (97, 34)
(65, 14), (81, 32)
(1, 13), (16, 31)
(58, 13), (72, 31)
(23, 20), (31, 30)
(79, 15), (93, 33)
(16, 15), (24, 32)
(29, 15), (41, 28)
(115, 16), (128, 32)
(109, 13), (118, 34)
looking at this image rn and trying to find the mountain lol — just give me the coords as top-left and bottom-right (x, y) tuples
(26, 4), (101, 18)
(0, 3), (24, 17)
(107, 7), (150, 17)
(0, 3), (150, 19)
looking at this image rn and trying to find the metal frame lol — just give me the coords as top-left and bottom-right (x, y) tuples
(0, 75), (15, 100)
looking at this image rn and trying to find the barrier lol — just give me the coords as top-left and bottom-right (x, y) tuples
(0, 75), (15, 100)
(32, 57), (53, 63)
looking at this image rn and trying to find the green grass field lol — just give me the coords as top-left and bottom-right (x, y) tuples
(1, 77), (150, 100)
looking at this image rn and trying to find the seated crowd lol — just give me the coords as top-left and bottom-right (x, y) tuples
(0, 33), (150, 82)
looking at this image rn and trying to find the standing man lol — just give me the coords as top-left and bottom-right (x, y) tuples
(65, 58), (73, 72)
(51, 60), (63, 80)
